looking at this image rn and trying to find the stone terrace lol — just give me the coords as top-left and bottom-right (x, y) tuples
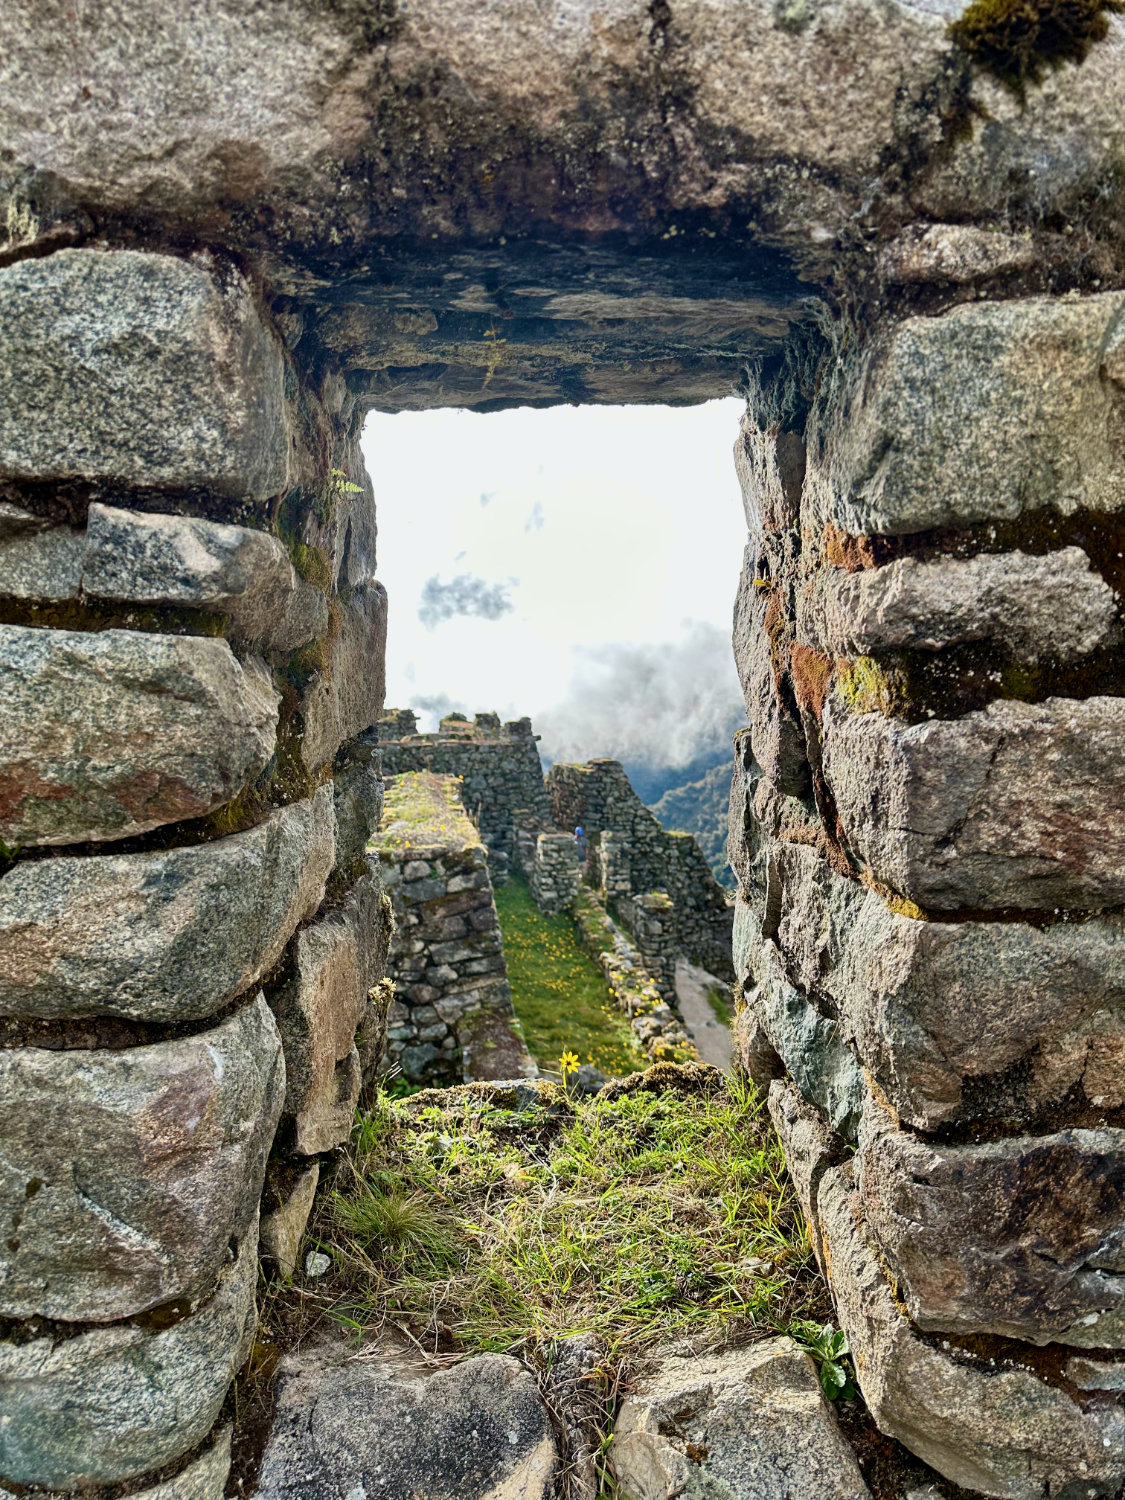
(373, 771), (535, 1086)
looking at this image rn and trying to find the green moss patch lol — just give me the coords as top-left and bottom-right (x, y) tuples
(950, 0), (1123, 93)
(495, 876), (646, 1077)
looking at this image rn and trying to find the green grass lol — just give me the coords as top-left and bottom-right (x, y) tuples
(373, 772), (479, 853)
(313, 1068), (825, 1369)
(494, 876), (646, 1078)
(706, 982), (734, 1027)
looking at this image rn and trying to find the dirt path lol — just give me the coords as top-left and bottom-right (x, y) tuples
(674, 959), (733, 1071)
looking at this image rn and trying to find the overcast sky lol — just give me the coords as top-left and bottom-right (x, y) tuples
(360, 398), (748, 769)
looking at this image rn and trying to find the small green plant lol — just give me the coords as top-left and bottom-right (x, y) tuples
(706, 984), (734, 1027)
(480, 326), (506, 389)
(290, 542), (332, 592)
(330, 467), (364, 495)
(331, 1181), (455, 1273)
(788, 1319), (856, 1401)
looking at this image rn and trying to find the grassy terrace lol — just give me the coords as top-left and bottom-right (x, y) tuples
(311, 1066), (826, 1386)
(374, 770), (479, 854)
(493, 875), (646, 1077)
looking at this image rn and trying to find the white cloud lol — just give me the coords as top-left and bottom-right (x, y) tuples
(361, 398), (748, 745)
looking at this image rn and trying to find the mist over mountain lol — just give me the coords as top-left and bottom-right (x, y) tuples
(648, 762), (736, 889)
(535, 623), (743, 775)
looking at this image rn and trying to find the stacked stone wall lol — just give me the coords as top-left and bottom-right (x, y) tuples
(374, 772), (535, 1085)
(4, 15), (1125, 1488)
(570, 891), (697, 1064)
(378, 711), (551, 876)
(548, 759), (735, 984)
(515, 822), (583, 915)
(0, 249), (391, 1495)
(731, 294), (1125, 1498)
(616, 890), (678, 999)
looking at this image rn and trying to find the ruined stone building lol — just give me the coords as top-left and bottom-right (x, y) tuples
(0, 3), (1123, 1496)
(375, 710), (725, 1078)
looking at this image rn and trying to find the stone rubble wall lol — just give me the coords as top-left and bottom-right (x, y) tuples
(0, 249), (392, 1497)
(374, 772), (535, 1086)
(518, 826), (583, 917)
(548, 759), (735, 984)
(731, 292), (1125, 1500)
(378, 711), (552, 877)
(615, 890), (679, 1001)
(570, 890), (697, 1065)
(380, 714), (732, 1001)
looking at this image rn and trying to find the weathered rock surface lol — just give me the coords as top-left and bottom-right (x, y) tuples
(84, 504), (328, 654)
(822, 693), (1125, 910)
(299, 582), (388, 772)
(0, 996), (282, 1322)
(798, 548), (1117, 662)
(331, 738), (384, 870)
(0, 251), (288, 499)
(0, 624), (278, 846)
(128, 1428), (233, 1500)
(458, 1007), (539, 1084)
(732, 562), (809, 798)
(737, 839), (1125, 1129)
(821, 1162), (1125, 1500)
(0, 1220), (257, 1488)
(769, 1084), (1125, 1500)
(808, 293), (1125, 536)
(0, 785), (334, 1021)
(735, 414), (805, 540)
(733, 899), (865, 1137)
(254, 1339), (559, 1500)
(0, 1428), (235, 1500)
(260, 1164), (320, 1278)
(611, 1338), (871, 1500)
(5, 6), (1125, 407)
(0, 503), (83, 600)
(1066, 1356), (1125, 1393)
(858, 1105), (1125, 1347)
(273, 876), (380, 1155)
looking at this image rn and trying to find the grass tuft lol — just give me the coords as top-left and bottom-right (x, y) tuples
(332, 1181), (457, 1271)
(308, 1069), (826, 1367)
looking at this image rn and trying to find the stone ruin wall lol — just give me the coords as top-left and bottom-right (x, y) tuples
(0, 253), (393, 1494)
(377, 715), (723, 1063)
(378, 713), (734, 991)
(1, 2), (1124, 1493)
(378, 710), (552, 877)
(730, 294), (1125, 1497)
(374, 772), (534, 1087)
(548, 758), (736, 989)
